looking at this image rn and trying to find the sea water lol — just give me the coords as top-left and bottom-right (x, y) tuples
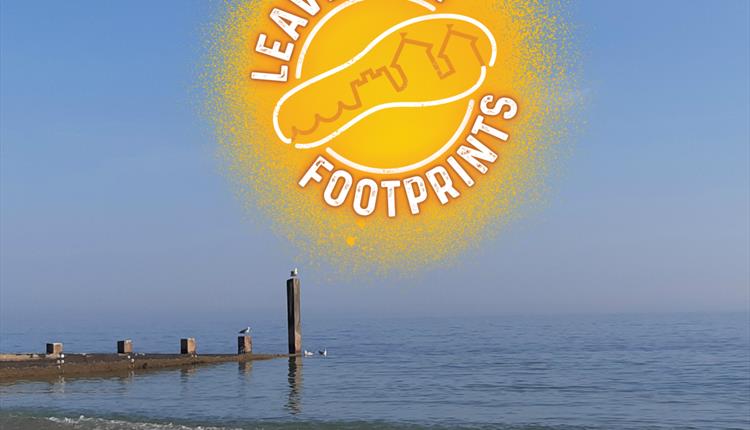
(0, 313), (748, 429)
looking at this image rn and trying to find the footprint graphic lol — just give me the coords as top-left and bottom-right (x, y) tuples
(273, 14), (497, 149)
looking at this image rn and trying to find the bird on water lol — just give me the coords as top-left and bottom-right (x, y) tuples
(238, 327), (251, 334)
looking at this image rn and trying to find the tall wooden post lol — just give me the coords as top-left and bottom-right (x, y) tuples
(286, 270), (301, 354)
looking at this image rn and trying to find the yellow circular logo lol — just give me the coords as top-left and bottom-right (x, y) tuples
(207, 0), (575, 273)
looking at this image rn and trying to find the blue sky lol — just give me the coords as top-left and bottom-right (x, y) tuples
(1, 1), (748, 326)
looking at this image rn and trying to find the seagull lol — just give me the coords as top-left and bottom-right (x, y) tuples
(318, 349), (327, 357)
(291, 267), (299, 277)
(238, 327), (251, 334)
(303, 350), (314, 356)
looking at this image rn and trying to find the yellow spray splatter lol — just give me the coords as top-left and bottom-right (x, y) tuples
(204, 0), (579, 277)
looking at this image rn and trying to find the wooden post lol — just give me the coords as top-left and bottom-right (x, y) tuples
(46, 342), (63, 356)
(180, 338), (196, 355)
(117, 339), (133, 354)
(237, 335), (252, 354)
(286, 270), (301, 354)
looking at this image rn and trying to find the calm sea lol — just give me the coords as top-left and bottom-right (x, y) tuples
(0, 313), (748, 429)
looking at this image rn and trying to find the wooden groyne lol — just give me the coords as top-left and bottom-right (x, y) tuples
(0, 270), (304, 383)
(0, 352), (288, 382)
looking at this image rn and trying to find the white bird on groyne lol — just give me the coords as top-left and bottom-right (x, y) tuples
(238, 327), (251, 334)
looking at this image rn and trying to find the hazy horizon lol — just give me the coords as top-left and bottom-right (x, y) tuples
(1, 1), (748, 327)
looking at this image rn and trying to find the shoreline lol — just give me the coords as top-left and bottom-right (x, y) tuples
(0, 352), (290, 383)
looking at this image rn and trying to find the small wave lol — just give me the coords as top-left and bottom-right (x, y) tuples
(0, 413), (594, 430)
(1, 414), (238, 430)
(48, 416), (238, 430)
